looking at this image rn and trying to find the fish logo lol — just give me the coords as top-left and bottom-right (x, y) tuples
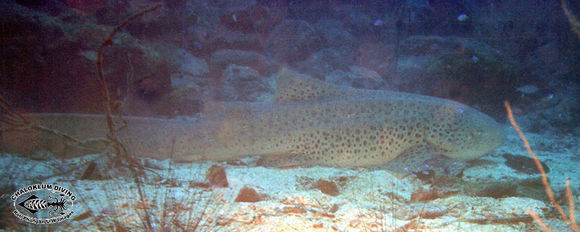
(18, 194), (68, 215)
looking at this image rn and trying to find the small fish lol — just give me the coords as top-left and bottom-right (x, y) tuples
(472, 55), (479, 63)
(516, 85), (539, 94)
(373, 19), (383, 26)
(456, 108), (464, 113)
(232, 13), (237, 22)
(457, 14), (469, 21)
(194, 41), (202, 49)
(542, 93), (554, 101)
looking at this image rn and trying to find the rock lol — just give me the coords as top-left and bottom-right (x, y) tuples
(0, 1), (180, 116)
(164, 0), (187, 9)
(14, 0), (67, 15)
(134, 62), (172, 101)
(354, 42), (396, 77)
(175, 51), (209, 76)
(149, 43), (209, 78)
(210, 49), (277, 75)
(62, 0), (104, 15)
(312, 179), (339, 196)
(188, 3), (265, 55)
(410, 187), (440, 202)
(390, 56), (432, 86)
(265, 19), (322, 62)
(221, 64), (272, 101)
(80, 160), (105, 180)
(94, 2), (129, 26)
(213, 0), (256, 9)
(162, 82), (204, 116)
(522, 41), (571, 82)
(394, 36), (518, 115)
(170, 73), (204, 89)
(400, 36), (465, 56)
(313, 19), (357, 52)
(296, 48), (354, 79)
(175, 50), (209, 77)
(328, 6), (373, 35)
(539, 95), (580, 133)
(213, 30), (265, 53)
(125, 3), (197, 39)
(220, 5), (285, 33)
(235, 186), (263, 202)
(0, 2), (101, 113)
(206, 165), (229, 188)
(515, 90), (580, 134)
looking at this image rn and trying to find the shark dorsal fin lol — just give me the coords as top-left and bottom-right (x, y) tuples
(274, 68), (354, 102)
(274, 68), (399, 102)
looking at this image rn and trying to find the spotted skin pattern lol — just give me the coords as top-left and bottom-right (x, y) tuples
(1, 69), (505, 167)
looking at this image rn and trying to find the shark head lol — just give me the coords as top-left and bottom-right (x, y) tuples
(424, 102), (505, 160)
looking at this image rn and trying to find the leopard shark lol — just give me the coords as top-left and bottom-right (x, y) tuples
(0, 68), (505, 167)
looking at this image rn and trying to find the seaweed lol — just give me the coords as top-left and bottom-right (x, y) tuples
(505, 101), (578, 232)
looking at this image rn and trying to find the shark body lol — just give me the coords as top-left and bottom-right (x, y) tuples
(1, 69), (505, 167)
